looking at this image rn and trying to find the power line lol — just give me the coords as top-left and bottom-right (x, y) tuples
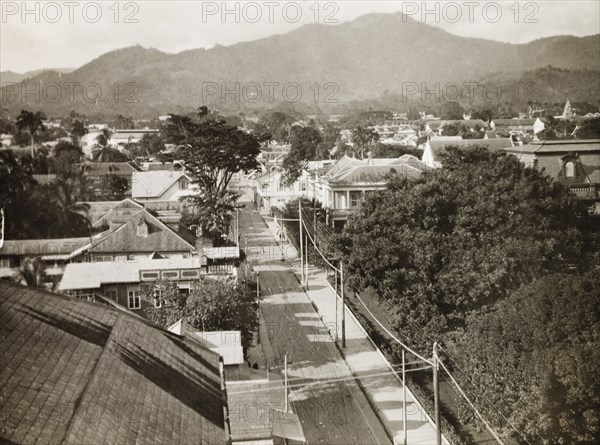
(437, 359), (505, 445)
(298, 205), (433, 365)
(437, 345), (537, 445)
(353, 292), (434, 366)
(226, 364), (432, 397)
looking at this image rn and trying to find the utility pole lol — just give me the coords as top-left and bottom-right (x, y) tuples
(256, 270), (261, 345)
(334, 267), (338, 342)
(341, 261), (345, 348)
(284, 353), (289, 412)
(236, 208), (239, 245)
(299, 201), (304, 286)
(305, 232), (309, 289)
(433, 341), (442, 445)
(402, 349), (407, 445)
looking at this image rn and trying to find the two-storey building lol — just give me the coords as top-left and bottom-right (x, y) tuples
(318, 155), (428, 229)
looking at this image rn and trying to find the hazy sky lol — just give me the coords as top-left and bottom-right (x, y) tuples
(1, 0), (599, 72)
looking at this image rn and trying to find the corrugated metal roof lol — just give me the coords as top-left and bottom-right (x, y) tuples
(59, 257), (205, 290)
(132, 170), (190, 198)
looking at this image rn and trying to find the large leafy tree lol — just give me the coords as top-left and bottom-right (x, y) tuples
(440, 101), (465, 120)
(351, 126), (379, 160)
(453, 272), (600, 444)
(316, 124), (340, 159)
(259, 111), (297, 143)
(51, 141), (84, 178)
(339, 146), (582, 353)
(143, 280), (259, 349)
(15, 110), (46, 157)
(162, 114), (263, 242)
(282, 126), (322, 184)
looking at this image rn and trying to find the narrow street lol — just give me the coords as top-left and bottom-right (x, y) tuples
(238, 204), (392, 445)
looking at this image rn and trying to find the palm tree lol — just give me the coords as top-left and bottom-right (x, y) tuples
(19, 256), (47, 288)
(92, 128), (128, 162)
(15, 110), (46, 157)
(49, 178), (92, 237)
(70, 119), (88, 149)
(95, 128), (112, 148)
(197, 106), (209, 122)
(351, 126), (380, 160)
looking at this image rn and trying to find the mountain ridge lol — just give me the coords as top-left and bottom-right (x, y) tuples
(1, 13), (598, 117)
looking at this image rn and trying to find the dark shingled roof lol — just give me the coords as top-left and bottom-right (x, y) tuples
(0, 282), (226, 445)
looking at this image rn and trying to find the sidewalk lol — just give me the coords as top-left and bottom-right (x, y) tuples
(263, 217), (450, 445)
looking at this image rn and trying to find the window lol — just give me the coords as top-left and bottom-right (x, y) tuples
(181, 270), (200, 279)
(0, 258), (11, 268)
(350, 191), (362, 208)
(565, 161), (575, 178)
(104, 288), (117, 301)
(180, 178), (188, 190)
(141, 271), (159, 281)
(300, 182), (307, 191)
(127, 287), (141, 310)
(334, 191), (347, 209)
(161, 270), (179, 280)
(69, 290), (95, 302)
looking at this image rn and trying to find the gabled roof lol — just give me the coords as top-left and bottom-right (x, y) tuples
(132, 171), (190, 198)
(0, 281), (226, 445)
(324, 155), (427, 184)
(88, 208), (194, 253)
(88, 198), (144, 227)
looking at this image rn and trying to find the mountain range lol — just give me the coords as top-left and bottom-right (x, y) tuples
(1, 12), (598, 118)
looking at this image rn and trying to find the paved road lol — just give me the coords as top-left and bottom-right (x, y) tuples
(238, 205), (392, 445)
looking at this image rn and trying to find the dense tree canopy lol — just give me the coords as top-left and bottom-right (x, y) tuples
(351, 126), (379, 160)
(282, 126), (323, 184)
(338, 147), (582, 352)
(143, 280), (259, 349)
(370, 143), (420, 159)
(453, 272), (600, 444)
(1, 150), (91, 239)
(440, 101), (465, 120)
